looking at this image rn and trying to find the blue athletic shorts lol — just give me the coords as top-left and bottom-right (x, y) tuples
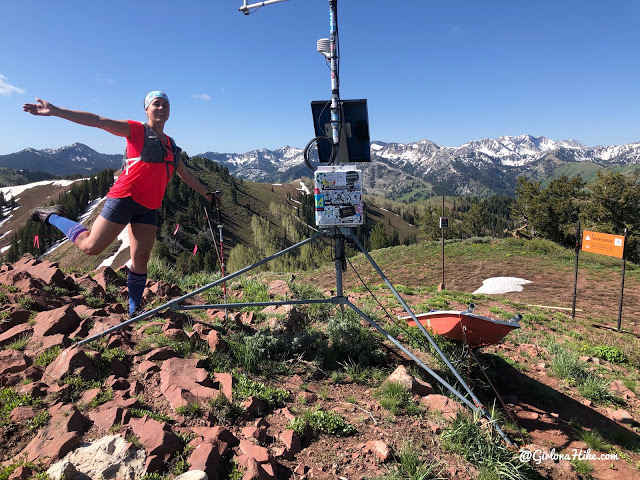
(100, 197), (158, 226)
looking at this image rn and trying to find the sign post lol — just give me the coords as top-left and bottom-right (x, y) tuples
(438, 196), (447, 291)
(581, 229), (627, 331)
(617, 228), (628, 331)
(572, 221), (580, 319)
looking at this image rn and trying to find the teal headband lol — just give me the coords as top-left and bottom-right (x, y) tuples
(144, 91), (169, 109)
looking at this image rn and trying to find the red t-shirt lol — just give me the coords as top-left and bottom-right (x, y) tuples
(107, 120), (177, 209)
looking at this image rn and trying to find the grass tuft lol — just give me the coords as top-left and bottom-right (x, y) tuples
(441, 411), (536, 480)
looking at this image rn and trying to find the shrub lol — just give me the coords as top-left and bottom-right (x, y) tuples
(17, 296), (35, 310)
(325, 313), (386, 368)
(288, 283), (332, 323)
(87, 388), (114, 408)
(570, 458), (594, 477)
(0, 456), (49, 480)
(59, 376), (102, 403)
(227, 328), (327, 373)
(288, 408), (356, 438)
(130, 408), (174, 423)
(234, 374), (290, 409)
(84, 296), (104, 308)
(208, 393), (243, 425)
(34, 345), (62, 367)
(591, 345), (627, 364)
(0, 388), (42, 426)
(27, 410), (50, 431)
(175, 402), (203, 418)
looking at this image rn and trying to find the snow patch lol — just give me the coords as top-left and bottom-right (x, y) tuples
(0, 215), (13, 228)
(98, 227), (130, 269)
(0, 179), (87, 200)
(298, 181), (310, 195)
(473, 277), (532, 294)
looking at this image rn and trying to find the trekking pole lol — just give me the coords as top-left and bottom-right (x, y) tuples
(204, 191), (228, 320)
(216, 203), (228, 319)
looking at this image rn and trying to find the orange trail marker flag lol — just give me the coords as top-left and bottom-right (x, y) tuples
(582, 230), (625, 259)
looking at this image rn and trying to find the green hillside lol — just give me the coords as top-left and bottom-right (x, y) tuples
(542, 162), (640, 187)
(0, 167), (56, 187)
(38, 156), (424, 274)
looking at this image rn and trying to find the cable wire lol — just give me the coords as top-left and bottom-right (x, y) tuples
(304, 136), (333, 171)
(345, 250), (470, 366)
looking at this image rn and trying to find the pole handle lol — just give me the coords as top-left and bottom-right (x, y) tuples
(206, 191), (223, 224)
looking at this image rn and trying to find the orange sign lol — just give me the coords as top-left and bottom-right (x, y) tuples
(582, 230), (625, 258)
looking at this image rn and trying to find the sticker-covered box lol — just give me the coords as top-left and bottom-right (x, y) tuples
(314, 166), (363, 227)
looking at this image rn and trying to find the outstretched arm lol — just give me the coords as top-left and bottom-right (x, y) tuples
(175, 158), (222, 208)
(22, 98), (130, 138)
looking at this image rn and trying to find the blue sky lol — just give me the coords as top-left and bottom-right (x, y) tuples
(1, 0), (639, 156)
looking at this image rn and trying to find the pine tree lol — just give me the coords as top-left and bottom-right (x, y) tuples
(369, 222), (388, 250)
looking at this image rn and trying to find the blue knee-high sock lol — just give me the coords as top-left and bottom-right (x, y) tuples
(47, 214), (89, 243)
(127, 270), (147, 314)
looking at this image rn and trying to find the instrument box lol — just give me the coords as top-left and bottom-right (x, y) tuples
(314, 165), (364, 227)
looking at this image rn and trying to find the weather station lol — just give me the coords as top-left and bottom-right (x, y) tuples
(78, 0), (515, 447)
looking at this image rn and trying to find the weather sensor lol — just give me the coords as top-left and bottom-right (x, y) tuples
(238, 0), (290, 15)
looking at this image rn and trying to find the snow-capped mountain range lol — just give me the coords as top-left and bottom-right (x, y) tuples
(0, 144), (121, 177)
(2, 135), (639, 198)
(198, 134), (640, 198)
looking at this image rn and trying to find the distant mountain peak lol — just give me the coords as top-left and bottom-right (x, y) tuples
(3, 133), (639, 200)
(0, 144), (121, 177)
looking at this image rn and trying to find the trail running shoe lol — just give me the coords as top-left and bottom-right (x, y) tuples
(31, 205), (67, 225)
(128, 305), (146, 319)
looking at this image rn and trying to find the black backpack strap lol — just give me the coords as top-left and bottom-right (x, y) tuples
(169, 136), (182, 169)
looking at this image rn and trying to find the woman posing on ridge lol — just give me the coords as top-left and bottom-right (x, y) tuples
(23, 91), (221, 317)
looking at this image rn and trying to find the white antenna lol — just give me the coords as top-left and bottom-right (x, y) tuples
(239, 0), (290, 15)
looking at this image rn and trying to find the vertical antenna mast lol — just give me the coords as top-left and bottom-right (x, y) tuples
(329, 0), (340, 164)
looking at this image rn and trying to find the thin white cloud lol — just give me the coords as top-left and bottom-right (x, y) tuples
(450, 25), (461, 34)
(95, 74), (115, 85)
(0, 74), (25, 96)
(193, 93), (211, 101)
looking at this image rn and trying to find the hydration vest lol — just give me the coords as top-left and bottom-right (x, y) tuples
(122, 123), (182, 178)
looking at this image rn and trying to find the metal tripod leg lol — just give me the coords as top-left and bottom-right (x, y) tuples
(73, 226), (514, 446)
(345, 230), (514, 447)
(75, 230), (326, 346)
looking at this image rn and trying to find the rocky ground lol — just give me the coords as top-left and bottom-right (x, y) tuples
(1, 253), (639, 480)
